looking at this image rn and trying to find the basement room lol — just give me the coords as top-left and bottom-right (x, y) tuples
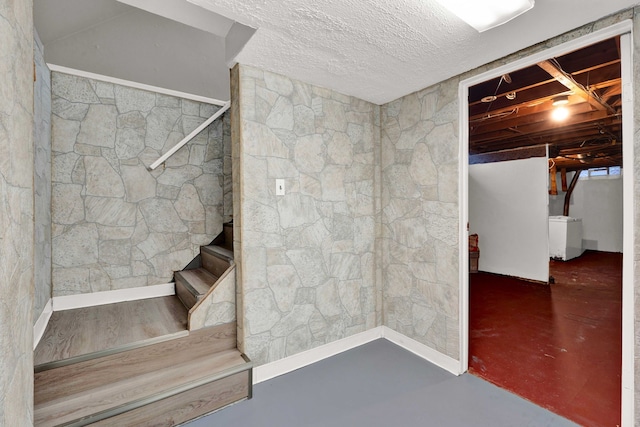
(0, 0), (638, 426)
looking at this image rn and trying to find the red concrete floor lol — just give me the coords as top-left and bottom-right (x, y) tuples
(469, 251), (622, 427)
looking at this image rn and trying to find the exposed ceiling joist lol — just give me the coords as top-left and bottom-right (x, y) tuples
(472, 109), (618, 144)
(537, 59), (616, 115)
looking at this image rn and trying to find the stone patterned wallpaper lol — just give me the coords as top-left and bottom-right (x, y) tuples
(377, 7), (640, 363)
(233, 65), (381, 365)
(0, 0), (34, 424)
(378, 4), (637, 385)
(222, 113), (233, 219)
(51, 73), (227, 296)
(380, 82), (460, 359)
(34, 31), (52, 324)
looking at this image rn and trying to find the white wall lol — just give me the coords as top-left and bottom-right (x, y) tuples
(469, 158), (549, 282)
(43, 8), (229, 100)
(549, 171), (623, 252)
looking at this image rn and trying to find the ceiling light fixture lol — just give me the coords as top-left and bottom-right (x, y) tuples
(552, 95), (569, 107)
(551, 95), (570, 121)
(551, 106), (569, 122)
(435, 0), (535, 33)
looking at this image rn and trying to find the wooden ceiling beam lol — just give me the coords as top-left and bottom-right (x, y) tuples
(471, 103), (596, 134)
(471, 124), (621, 154)
(558, 142), (620, 156)
(571, 59), (620, 77)
(471, 110), (618, 143)
(600, 82), (622, 100)
(537, 60), (616, 115)
(468, 37), (622, 164)
(470, 62), (620, 110)
(553, 156), (622, 171)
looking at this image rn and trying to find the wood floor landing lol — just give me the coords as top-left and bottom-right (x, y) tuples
(34, 323), (251, 426)
(34, 296), (188, 368)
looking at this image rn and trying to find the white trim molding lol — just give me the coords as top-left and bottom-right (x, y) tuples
(47, 64), (228, 106)
(253, 326), (463, 384)
(33, 298), (53, 350)
(52, 283), (176, 312)
(381, 326), (462, 375)
(149, 101), (230, 170)
(253, 327), (382, 384)
(619, 30), (635, 427)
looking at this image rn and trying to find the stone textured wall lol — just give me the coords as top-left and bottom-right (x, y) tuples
(51, 72), (227, 296)
(188, 267), (236, 330)
(233, 65), (380, 365)
(378, 4), (636, 391)
(0, 0), (34, 424)
(34, 30), (52, 324)
(222, 112), (233, 219)
(380, 80), (461, 358)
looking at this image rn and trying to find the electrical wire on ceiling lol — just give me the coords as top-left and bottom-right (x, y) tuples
(469, 108), (518, 124)
(548, 58), (610, 108)
(596, 123), (619, 141)
(481, 73), (512, 114)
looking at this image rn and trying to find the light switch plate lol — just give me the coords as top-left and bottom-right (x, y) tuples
(276, 179), (285, 195)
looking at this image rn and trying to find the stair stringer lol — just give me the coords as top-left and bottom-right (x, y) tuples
(188, 263), (236, 331)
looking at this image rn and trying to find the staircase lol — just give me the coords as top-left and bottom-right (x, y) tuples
(176, 222), (236, 331)
(34, 222), (251, 426)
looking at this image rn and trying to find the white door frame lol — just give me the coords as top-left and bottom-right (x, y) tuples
(458, 20), (635, 426)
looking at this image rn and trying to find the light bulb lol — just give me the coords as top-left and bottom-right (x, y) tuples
(552, 106), (569, 121)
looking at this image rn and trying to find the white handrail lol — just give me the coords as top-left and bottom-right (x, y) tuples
(149, 101), (231, 170)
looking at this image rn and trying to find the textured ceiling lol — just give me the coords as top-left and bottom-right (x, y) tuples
(187, 0), (640, 104)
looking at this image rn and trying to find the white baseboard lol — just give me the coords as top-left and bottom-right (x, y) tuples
(33, 298), (53, 350)
(381, 326), (462, 375)
(253, 327), (384, 384)
(52, 283), (176, 312)
(253, 326), (464, 384)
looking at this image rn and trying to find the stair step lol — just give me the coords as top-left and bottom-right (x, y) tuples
(90, 369), (250, 426)
(211, 222), (234, 252)
(201, 246), (233, 278)
(223, 223), (233, 250)
(202, 245), (234, 261)
(34, 296), (188, 369)
(178, 268), (217, 294)
(175, 268), (218, 309)
(34, 324), (250, 426)
(34, 324), (236, 405)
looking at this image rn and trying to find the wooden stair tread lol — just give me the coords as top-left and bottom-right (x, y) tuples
(35, 329), (190, 373)
(34, 296), (188, 367)
(35, 349), (247, 426)
(202, 245), (234, 261)
(175, 268), (217, 296)
(90, 371), (249, 426)
(35, 324), (236, 405)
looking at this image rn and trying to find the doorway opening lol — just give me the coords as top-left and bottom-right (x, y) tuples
(459, 22), (634, 427)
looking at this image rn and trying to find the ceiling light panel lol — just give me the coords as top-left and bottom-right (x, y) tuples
(436, 0), (535, 32)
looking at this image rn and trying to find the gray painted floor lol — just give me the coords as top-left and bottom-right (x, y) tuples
(188, 339), (579, 427)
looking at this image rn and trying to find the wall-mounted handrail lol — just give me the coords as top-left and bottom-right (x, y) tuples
(149, 101), (231, 170)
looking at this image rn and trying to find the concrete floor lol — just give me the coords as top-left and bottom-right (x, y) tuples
(188, 339), (578, 427)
